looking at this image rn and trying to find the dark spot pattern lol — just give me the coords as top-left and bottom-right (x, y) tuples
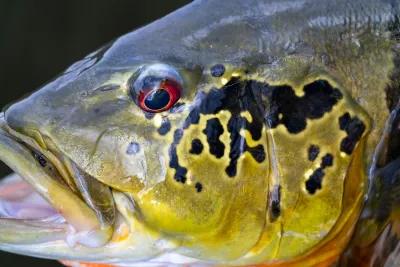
(339, 112), (351, 130)
(189, 139), (204, 155)
(203, 118), (225, 158)
(321, 153), (334, 168)
(158, 119), (171, 135)
(265, 80), (343, 133)
(338, 113), (366, 155)
(211, 64), (225, 77)
(305, 152), (335, 194)
(308, 145), (320, 161)
(305, 168), (325, 194)
(270, 185), (281, 221)
(32, 151), (47, 167)
(169, 129), (187, 183)
(195, 182), (203, 193)
(169, 78), (342, 182)
(176, 78), (267, 178)
(126, 142), (140, 155)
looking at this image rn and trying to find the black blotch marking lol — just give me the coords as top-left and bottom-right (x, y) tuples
(158, 119), (171, 136)
(246, 145), (266, 163)
(305, 168), (325, 194)
(126, 142), (140, 155)
(211, 64), (225, 77)
(203, 118), (225, 158)
(178, 78), (267, 178)
(321, 153), (334, 168)
(308, 145), (320, 161)
(169, 102), (186, 113)
(338, 113), (366, 155)
(169, 129), (187, 183)
(305, 152), (334, 194)
(190, 139), (204, 155)
(195, 182), (203, 193)
(265, 80), (343, 133)
(339, 112), (351, 131)
(270, 185), (281, 221)
(169, 78), (341, 182)
(32, 151), (47, 167)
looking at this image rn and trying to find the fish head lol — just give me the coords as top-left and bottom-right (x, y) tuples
(0, 22), (275, 264)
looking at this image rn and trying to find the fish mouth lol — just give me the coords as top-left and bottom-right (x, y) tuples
(0, 113), (116, 251)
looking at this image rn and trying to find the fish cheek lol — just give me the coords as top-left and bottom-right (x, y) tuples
(137, 111), (270, 260)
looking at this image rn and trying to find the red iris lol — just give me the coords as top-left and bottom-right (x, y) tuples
(137, 79), (181, 113)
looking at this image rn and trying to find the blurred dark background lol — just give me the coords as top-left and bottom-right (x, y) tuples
(0, 1), (191, 266)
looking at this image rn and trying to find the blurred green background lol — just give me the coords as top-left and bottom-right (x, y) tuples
(0, 1), (191, 266)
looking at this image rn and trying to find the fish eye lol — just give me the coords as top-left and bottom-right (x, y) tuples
(129, 64), (183, 113)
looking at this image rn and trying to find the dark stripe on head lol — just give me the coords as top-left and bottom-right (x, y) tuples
(178, 78), (267, 178)
(158, 118), (171, 135)
(265, 80), (343, 133)
(203, 118), (225, 158)
(169, 129), (187, 183)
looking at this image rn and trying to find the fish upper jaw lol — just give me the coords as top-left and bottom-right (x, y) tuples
(0, 113), (115, 246)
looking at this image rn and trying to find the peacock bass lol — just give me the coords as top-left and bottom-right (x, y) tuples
(0, 0), (399, 266)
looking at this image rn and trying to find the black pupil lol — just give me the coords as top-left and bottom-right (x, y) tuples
(144, 89), (171, 110)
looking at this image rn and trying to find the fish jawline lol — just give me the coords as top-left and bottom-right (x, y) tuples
(0, 116), (111, 248)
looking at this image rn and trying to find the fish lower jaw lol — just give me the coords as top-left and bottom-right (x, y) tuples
(0, 173), (106, 247)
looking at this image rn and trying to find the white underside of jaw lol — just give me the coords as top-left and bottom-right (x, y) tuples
(0, 173), (60, 220)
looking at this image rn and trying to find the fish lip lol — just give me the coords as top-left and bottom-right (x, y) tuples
(0, 115), (77, 194)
